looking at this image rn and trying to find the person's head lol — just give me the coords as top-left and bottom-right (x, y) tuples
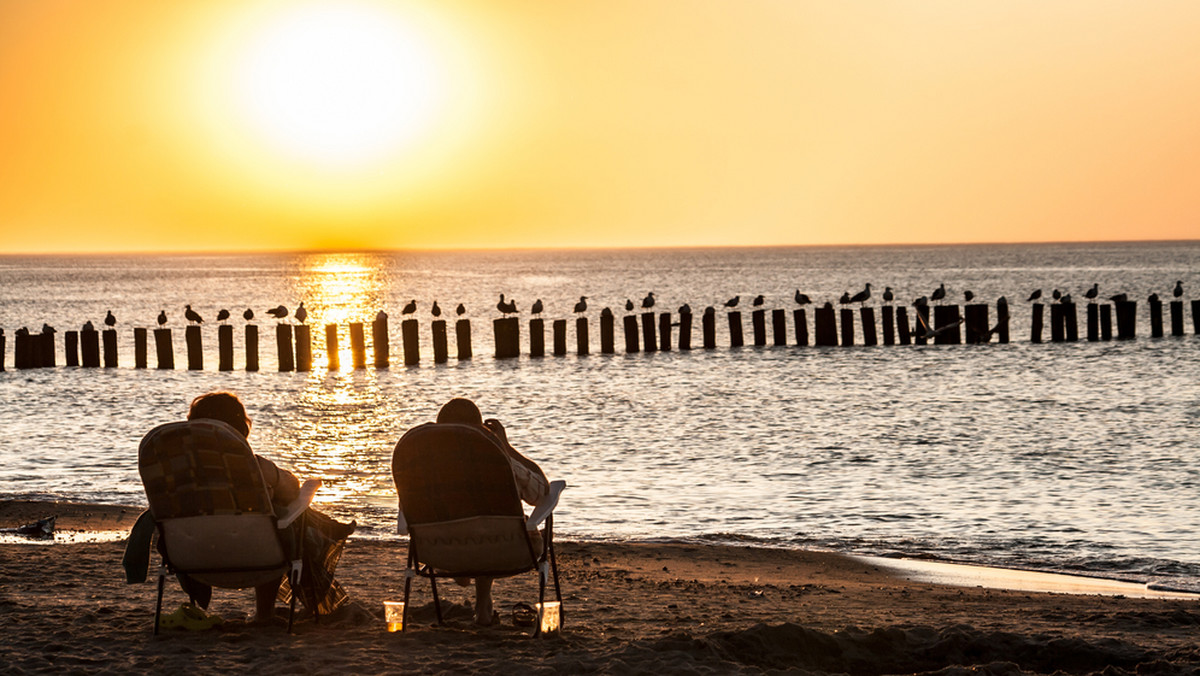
(188, 391), (251, 438)
(436, 397), (483, 426)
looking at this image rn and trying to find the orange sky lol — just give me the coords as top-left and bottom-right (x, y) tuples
(2, 0), (1199, 253)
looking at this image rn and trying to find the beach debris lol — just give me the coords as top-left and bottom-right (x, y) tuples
(0, 516), (56, 539)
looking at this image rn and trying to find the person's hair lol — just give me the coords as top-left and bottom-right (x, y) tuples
(188, 391), (251, 437)
(436, 397), (483, 426)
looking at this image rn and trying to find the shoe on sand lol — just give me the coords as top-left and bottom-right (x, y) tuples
(160, 602), (223, 631)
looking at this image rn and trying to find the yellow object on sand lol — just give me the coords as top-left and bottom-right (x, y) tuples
(158, 603), (224, 631)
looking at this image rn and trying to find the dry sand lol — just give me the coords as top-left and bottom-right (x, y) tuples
(2, 500), (1198, 674)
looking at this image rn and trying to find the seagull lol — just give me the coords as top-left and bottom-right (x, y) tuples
(266, 306), (288, 320)
(1027, 289), (1042, 302)
(794, 290), (811, 305)
(912, 296), (929, 307)
(1149, 292), (1159, 304)
(848, 284), (871, 306)
(431, 301), (442, 318)
(600, 307), (614, 318)
(531, 299), (544, 316)
(625, 299), (634, 312)
(574, 296), (588, 313)
(81, 321), (93, 332)
(243, 308), (254, 321)
(184, 305), (204, 324)
(216, 309), (230, 323)
(963, 290), (974, 303)
(839, 292), (851, 305)
(1084, 284), (1098, 302)
(642, 292), (656, 310)
(456, 303), (466, 316)
(930, 283), (946, 303)
(1052, 289), (1062, 302)
(294, 302), (307, 324)
(104, 311), (116, 327)
(157, 310), (168, 326)
(678, 303), (691, 314)
(915, 311), (964, 340)
(724, 296), (740, 308)
(752, 295), (765, 307)
(882, 287), (894, 303)
(402, 300), (417, 315)
(1109, 293), (1128, 304)
(1174, 281), (1183, 298)
(497, 294), (517, 315)
(1061, 293), (1072, 305)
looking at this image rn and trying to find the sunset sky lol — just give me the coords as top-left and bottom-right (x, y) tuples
(2, 0), (1199, 253)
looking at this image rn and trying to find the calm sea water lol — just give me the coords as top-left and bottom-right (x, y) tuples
(1, 243), (1198, 590)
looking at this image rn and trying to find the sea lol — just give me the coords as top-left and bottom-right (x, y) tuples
(1, 242), (1198, 592)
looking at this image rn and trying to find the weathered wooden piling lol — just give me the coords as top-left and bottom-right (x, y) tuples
(1100, 305), (1113, 340)
(623, 315), (639, 353)
(1086, 304), (1099, 342)
(102, 329), (117, 367)
(1063, 302), (1079, 342)
(185, 326), (204, 370)
(839, 308), (855, 346)
(82, 327), (100, 367)
(702, 311), (716, 349)
(641, 313), (657, 353)
(0, 330), (4, 371)
(860, 307), (877, 346)
(39, 331), (56, 368)
(275, 324), (293, 372)
(814, 306), (837, 346)
(374, 315), (390, 368)
(793, 309), (808, 346)
(493, 317), (519, 360)
(1149, 296), (1164, 338)
(751, 309), (767, 347)
(295, 324), (312, 371)
(432, 320), (448, 363)
(401, 318), (419, 366)
(1170, 301), (1184, 337)
(933, 306), (962, 345)
(964, 304), (989, 344)
(678, 311), (692, 350)
(599, 312), (615, 354)
(1193, 300), (1200, 335)
(218, 325), (234, 371)
(881, 307), (895, 346)
(64, 331), (79, 367)
(349, 323), (366, 368)
(772, 309), (787, 346)
(14, 331), (30, 369)
(529, 318), (545, 358)
(245, 326), (258, 371)
(576, 317), (589, 355)
(456, 319), (473, 360)
(1030, 303), (1044, 344)
(133, 328), (147, 368)
(1050, 304), (1065, 342)
(658, 313), (671, 351)
(728, 311), (744, 348)
(995, 301), (1010, 344)
(1115, 301), (1137, 339)
(913, 305), (931, 345)
(553, 319), (567, 356)
(154, 328), (174, 369)
(896, 307), (912, 345)
(325, 325), (339, 370)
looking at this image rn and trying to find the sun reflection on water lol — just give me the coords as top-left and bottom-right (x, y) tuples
(292, 253), (391, 369)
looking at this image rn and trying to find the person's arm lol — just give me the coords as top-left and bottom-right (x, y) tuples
(256, 455), (301, 505)
(484, 418), (549, 506)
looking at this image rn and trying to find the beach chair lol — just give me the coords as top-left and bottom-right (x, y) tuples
(392, 422), (565, 635)
(138, 419), (319, 634)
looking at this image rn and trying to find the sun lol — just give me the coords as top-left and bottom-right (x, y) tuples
(231, 1), (445, 169)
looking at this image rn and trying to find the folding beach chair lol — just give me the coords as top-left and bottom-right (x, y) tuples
(392, 422), (565, 635)
(138, 419), (319, 634)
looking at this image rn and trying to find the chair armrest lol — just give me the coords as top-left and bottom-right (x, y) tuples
(526, 480), (566, 530)
(277, 479), (322, 529)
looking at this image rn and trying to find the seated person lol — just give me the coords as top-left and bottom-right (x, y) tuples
(421, 397), (550, 626)
(186, 391), (354, 623)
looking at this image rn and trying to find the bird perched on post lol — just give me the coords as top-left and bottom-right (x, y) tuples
(912, 296), (928, 308)
(642, 292), (655, 310)
(497, 294), (517, 315)
(184, 305), (203, 324)
(157, 310), (168, 326)
(678, 303), (691, 314)
(574, 296), (588, 313)
(431, 301), (441, 317)
(81, 321), (93, 332)
(930, 283), (946, 304)
(531, 299), (544, 315)
(105, 311), (116, 327)
(243, 308), (254, 321)
(456, 303), (466, 316)
(600, 307), (614, 319)
(752, 295), (765, 307)
(1149, 292), (1159, 304)
(625, 299), (634, 312)
(1027, 289), (1042, 302)
(882, 287), (894, 303)
(1051, 289), (1061, 302)
(963, 290), (974, 303)
(839, 292), (851, 305)
(1174, 281), (1183, 298)
(294, 302), (307, 324)
(724, 296), (740, 308)
(794, 290), (811, 305)
(849, 284), (871, 305)
(1109, 293), (1128, 304)
(266, 306), (288, 320)
(216, 309), (230, 323)
(1085, 284), (1098, 302)
(402, 300), (417, 315)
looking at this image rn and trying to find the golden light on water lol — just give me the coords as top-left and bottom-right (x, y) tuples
(293, 253), (389, 369)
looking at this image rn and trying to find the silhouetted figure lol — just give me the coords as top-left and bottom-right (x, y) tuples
(574, 297), (588, 313)
(930, 283), (946, 304)
(244, 308), (254, 321)
(295, 302), (307, 324)
(794, 290), (811, 305)
(456, 303), (466, 316)
(1027, 289), (1042, 302)
(157, 311), (168, 326)
(531, 299), (543, 316)
(402, 300), (417, 315)
(849, 284), (871, 305)
(642, 292), (655, 310)
(185, 305), (204, 325)
(105, 311), (116, 327)
(266, 306), (288, 320)
(752, 295), (765, 307)
(216, 309), (230, 323)
(1174, 281), (1184, 298)
(431, 301), (442, 318)
(1084, 284), (1098, 302)
(724, 296), (740, 308)
(882, 287), (894, 303)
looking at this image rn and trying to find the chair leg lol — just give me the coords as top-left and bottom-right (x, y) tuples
(402, 571), (413, 632)
(550, 541), (564, 625)
(153, 564), (166, 636)
(429, 574), (443, 625)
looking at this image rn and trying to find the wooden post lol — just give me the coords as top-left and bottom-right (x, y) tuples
(1062, 302), (1078, 342)
(881, 306), (895, 346)
(1149, 296), (1164, 338)
(295, 324), (312, 371)
(350, 322), (366, 368)
(218, 325), (234, 371)
(751, 309), (767, 346)
(1086, 304), (1099, 342)
(1193, 300), (1200, 335)
(1170, 300), (1184, 337)
(641, 313), (657, 353)
(860, 307), (877, 346)
(793, 309), (808, 346)
(771, 309), (787, 346)
(678, 311), (692, 350)
(1100, 305), (1113, 341)
(81, 327), (100, 367)
(727, 311), (744, 347)
(529, 318), (545, 358)
(401, 318), (419, 366)
(839, 308), (855, 346)
(658, 313), (671, 351)
(275, 324), (293, 372)
(552, 319), (567, 356)
(995, 302), (1010, 344)
(1115, 300), (1137, 339)
(1030, 303), (1044, 344)
(65, 331), (79, 367)
(702, 311), (716, 349)
(325, 324), (339, 369)
(576, 317), (589, 356)
(623, 315), (639, 353)
(599, 312), (614, 354)
(154, 328), (174, 369)
(456, 319), (473, 360)
(814, 306), (837, 346)
(493, 317), (519, 359)
(185, 326), (204, 370)
(914, 305), (931, 345)
(102, 329), (118, 367)
(14, 331), (30, 369)
(432, 320), (448, 363)
(963, 304), (989, 344)
(245, 325), (258, 371)
(0, 329), (4, 371)
(897, 307), (911, 345)
(373, 315), (390, 368)
(933, 306), (962, 344)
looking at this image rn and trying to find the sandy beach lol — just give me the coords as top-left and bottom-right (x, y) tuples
(2, 500), (1198, 675)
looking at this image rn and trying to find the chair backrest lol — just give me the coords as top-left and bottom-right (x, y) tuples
(138, 420), (287, 588)
(392, 423), (535, 576)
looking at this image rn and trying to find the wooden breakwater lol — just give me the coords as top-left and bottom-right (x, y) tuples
(3, 293), (1198, 372)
